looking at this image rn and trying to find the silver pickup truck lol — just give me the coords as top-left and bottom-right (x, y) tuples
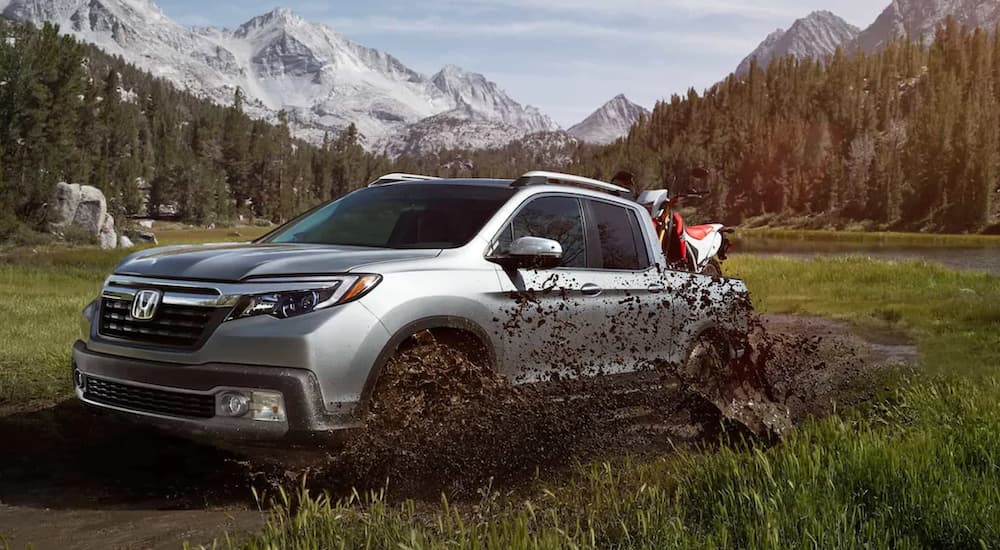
(72, 171), (751, 442)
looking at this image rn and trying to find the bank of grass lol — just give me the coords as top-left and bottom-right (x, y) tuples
(737, 227), (1000, 248)
(0, 226), (268, 406)
(228, 256), (1000, 549)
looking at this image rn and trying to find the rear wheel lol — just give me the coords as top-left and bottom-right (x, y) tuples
(701, 258), (723, 278)
(680, 335), (727, 397)
(679, 333), (789, 440)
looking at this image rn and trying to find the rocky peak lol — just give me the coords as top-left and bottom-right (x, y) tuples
(568, 94), (648, 145)
(856, 0), (1000, 52)
(736, 10), (859, 75)
(234, 6), (306, 38)
(429, 64), (559, 133)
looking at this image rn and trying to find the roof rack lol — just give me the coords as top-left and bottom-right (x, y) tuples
(368, 173), (438, 187)
(512, 171), (631, 197)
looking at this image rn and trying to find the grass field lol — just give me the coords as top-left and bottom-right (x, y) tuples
(1, 231), (998, 548)
(0, 226), (270, 407)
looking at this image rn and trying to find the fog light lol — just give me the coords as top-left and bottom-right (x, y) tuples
(74, 370), (86, 390)
(218, 391), (251, 417)
(250, 391), (286, 422)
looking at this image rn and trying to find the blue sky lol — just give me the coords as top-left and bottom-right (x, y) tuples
(158, 0), (887, 127)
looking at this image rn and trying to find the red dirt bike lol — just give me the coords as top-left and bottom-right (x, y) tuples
(636, 168), (733, 277)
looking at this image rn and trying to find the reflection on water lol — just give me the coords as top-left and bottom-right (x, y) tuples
(734, 238), (1000, 276)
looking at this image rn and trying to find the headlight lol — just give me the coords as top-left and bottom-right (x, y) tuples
(226, 274), (382, 321)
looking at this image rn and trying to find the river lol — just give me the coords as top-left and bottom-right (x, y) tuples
(734, 237), (1000, 276)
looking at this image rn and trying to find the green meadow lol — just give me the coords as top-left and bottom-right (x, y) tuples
(0, 226), (270, 406)
(1, 231), (998, 548)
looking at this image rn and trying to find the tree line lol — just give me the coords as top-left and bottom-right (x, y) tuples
(0, 20), (386, 239)
(571, 19), (1000, 233)
(3, 18), (1000, 237)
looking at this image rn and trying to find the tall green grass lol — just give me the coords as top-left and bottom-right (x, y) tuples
(229, 257), (1000, 549)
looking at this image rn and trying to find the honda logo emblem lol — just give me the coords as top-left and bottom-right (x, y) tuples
(131, 290), (161, 321)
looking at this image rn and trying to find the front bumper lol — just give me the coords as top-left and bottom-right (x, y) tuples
(72, 341), (361, 443)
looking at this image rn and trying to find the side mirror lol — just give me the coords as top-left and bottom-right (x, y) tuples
(488, 236), (563, 270)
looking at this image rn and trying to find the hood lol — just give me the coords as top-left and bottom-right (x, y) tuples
(115, 243), (441, 282)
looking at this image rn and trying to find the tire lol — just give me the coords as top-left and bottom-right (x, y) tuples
(367, 330), (507, 430)
(680, 335), (727, 397)
(701, 258), (723, 278)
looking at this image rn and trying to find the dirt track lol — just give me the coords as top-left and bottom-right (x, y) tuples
(0, 315), (916, 550)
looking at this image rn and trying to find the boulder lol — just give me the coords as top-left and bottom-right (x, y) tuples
(48, 182), (118, 249)
(118, 235), (135, 249)
(72, 186), (109, 236)
(48, 182), (83, 232)
(137, 219), (154, 229)
(99, 214), (117, 250)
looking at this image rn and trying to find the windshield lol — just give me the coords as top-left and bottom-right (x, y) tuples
(263, 184), (517, 249)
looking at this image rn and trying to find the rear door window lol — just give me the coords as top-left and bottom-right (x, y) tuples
(497, 196), (586, 268)
(585, 200), (650, 270)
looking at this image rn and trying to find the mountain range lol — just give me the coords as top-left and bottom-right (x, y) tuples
(738, 0), (1000, 74)
(6, 0), (1000, 157)
(0, 0), (644, 154)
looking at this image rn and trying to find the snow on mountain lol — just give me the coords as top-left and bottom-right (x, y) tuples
(856, 0), (1000, 52)
(736, 11), (859, 75)
(379, 106), (525, 158)
(1, 0), (565, 153)
(567, 94), (648, 145)
(378, 65), (562, 156)
(431, 65), (558, 134)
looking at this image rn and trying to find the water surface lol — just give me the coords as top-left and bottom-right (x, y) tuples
(735, 237), (1000, 276)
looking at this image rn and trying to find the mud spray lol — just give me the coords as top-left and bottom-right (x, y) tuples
(283, 279), (912, 501)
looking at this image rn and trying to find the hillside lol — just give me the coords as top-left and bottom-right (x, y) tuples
(574, 21), (1000, 233)
(0, 19), (386, 237)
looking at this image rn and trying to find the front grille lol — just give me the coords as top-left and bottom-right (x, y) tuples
(99, 297), (219, 348)
(84, 377), (215, 419)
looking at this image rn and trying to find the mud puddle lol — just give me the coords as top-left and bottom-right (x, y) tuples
(0, 315), (915, 549)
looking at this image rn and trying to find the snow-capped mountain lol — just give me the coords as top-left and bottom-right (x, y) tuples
(736, 11), (859, 75)
(0, 0), (564, 153)
(568, 94), (648, 145)
(431, 65), (558, 134)
(856, 0), (1000, 52)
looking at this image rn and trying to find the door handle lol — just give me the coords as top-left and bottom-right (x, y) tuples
(648, 283), (666, 294)
(580, 283), (603, 296)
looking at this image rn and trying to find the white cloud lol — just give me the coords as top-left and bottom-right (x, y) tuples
(326, 15), (755, 55)
(407, 0), (883, 27)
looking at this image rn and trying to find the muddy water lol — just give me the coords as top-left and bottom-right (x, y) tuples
(735, 237), (1000, 275)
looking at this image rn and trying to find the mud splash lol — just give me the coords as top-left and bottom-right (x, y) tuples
(294, 312), (911, 499)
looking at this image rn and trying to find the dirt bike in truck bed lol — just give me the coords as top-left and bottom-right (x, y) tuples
(72, 171), (753, 442)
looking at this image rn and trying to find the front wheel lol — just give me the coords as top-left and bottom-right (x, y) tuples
(367, 331), (508, 430)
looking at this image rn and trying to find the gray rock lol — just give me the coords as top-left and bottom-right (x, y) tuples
(48, 182), (116, 248)
(99, 214), (117, 250)
(118, 235), (135, 249)
(72, 185), (109, 235)
(124, 229), (158, 245)
(137, 219), (154, 229)
(48, 182), (83, 232)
